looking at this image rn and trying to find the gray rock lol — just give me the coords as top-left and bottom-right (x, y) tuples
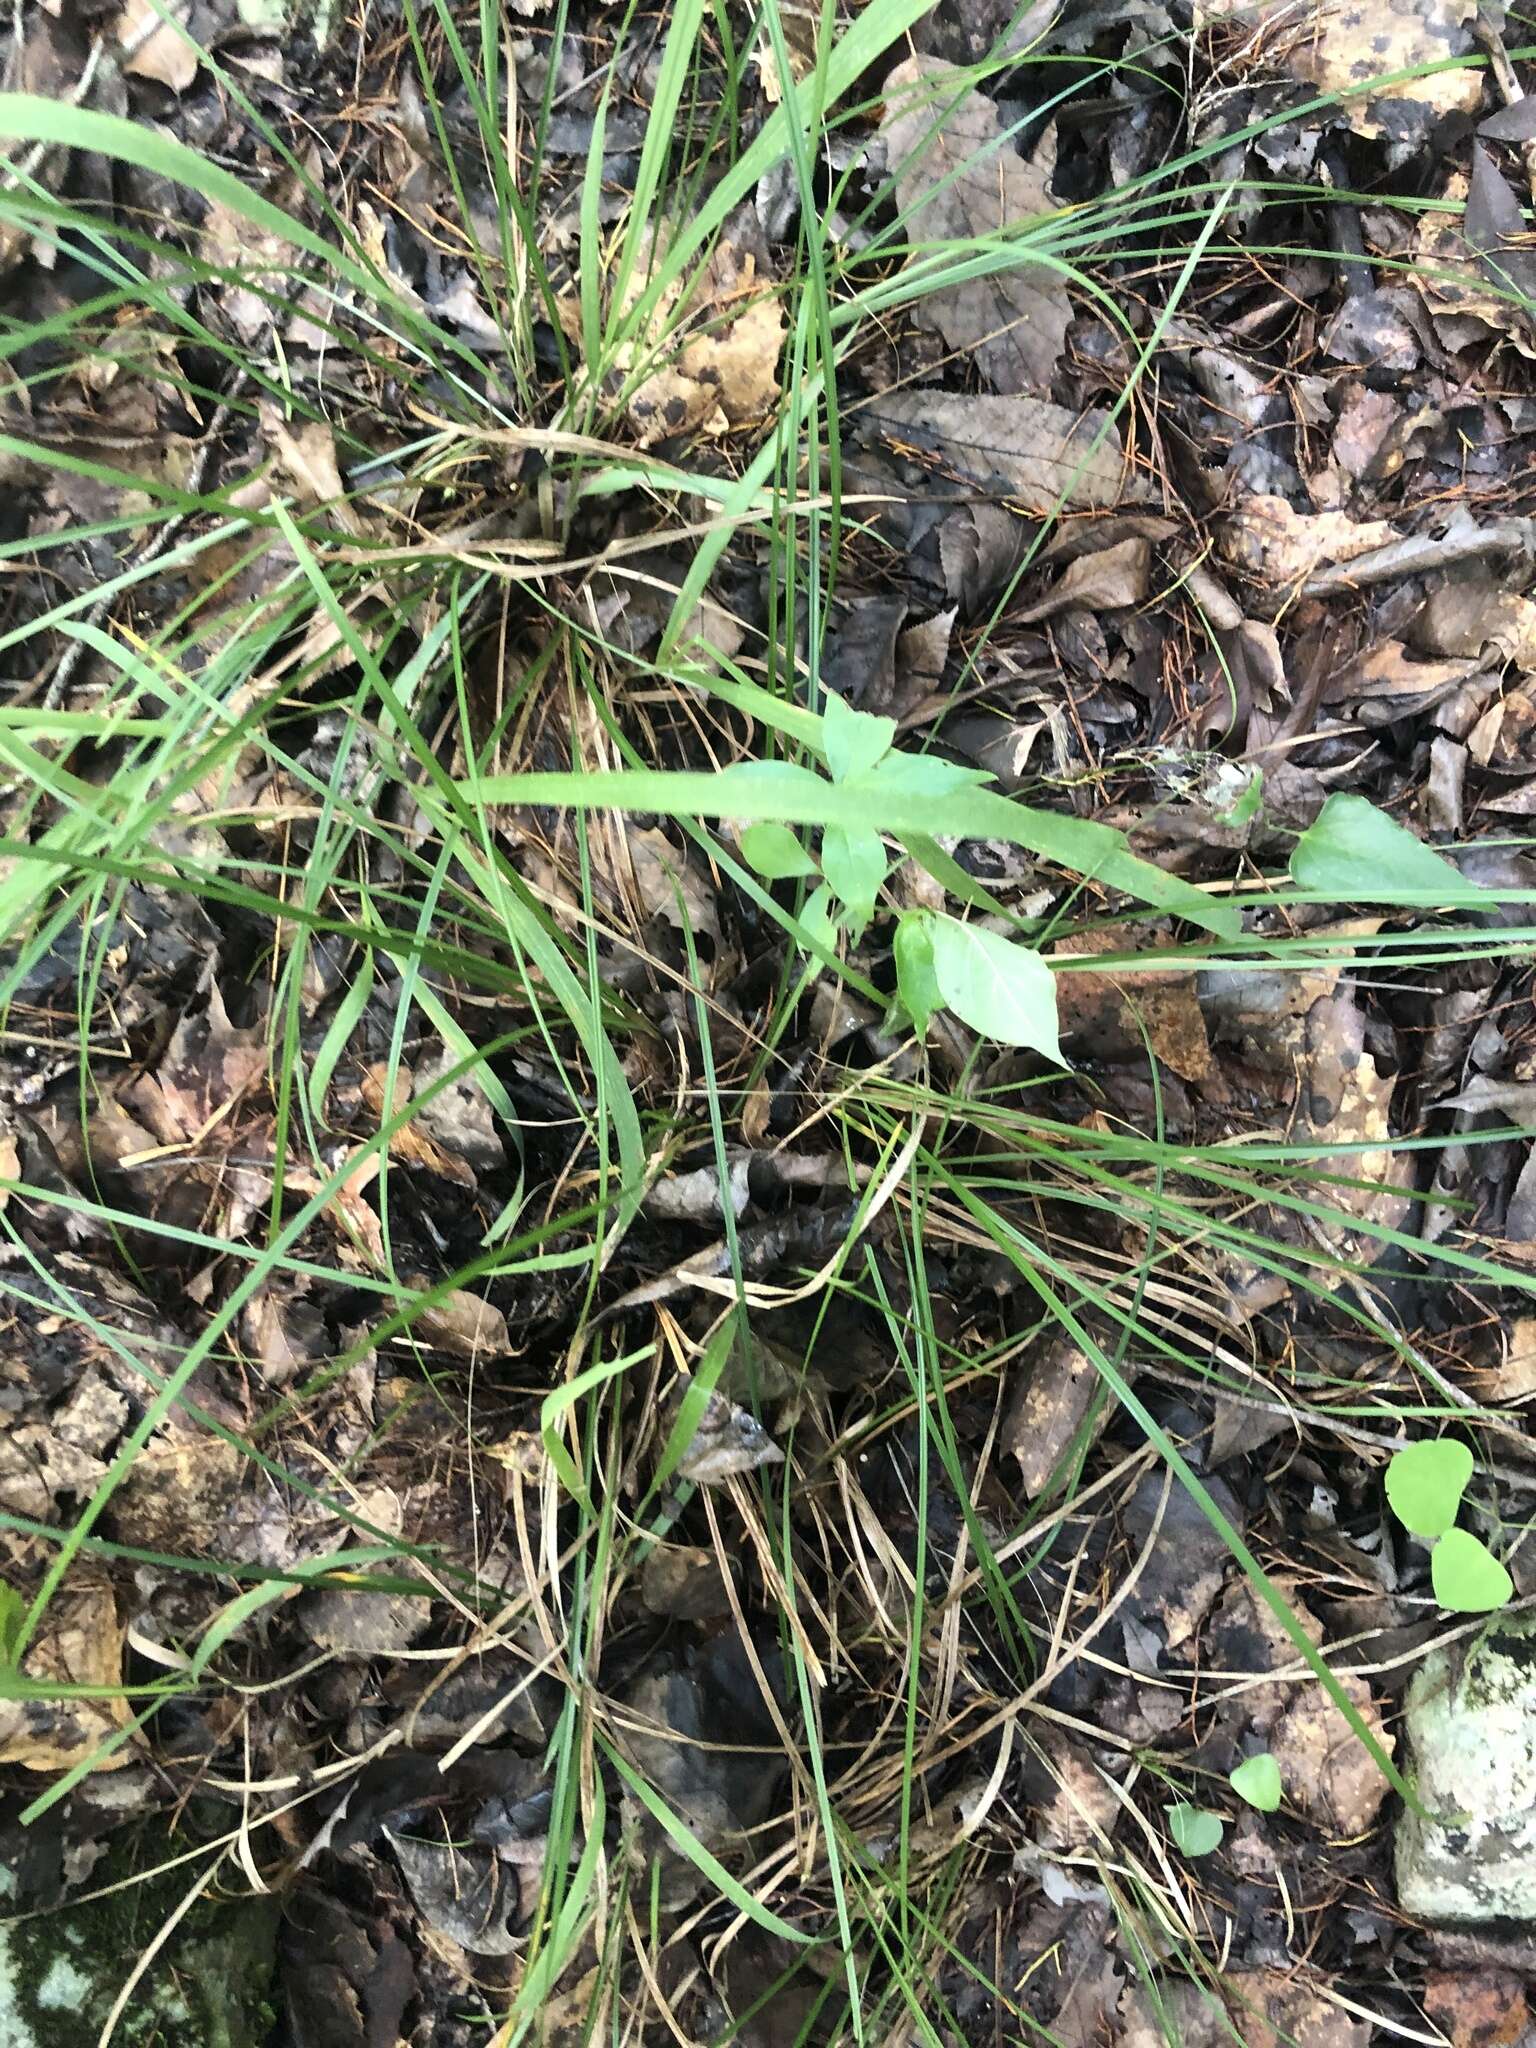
(1397, 1620), (1536, 1921)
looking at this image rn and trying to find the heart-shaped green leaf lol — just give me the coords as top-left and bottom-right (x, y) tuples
(1166, 1803), (1223, 1858)
(929, 917), (1060, 1058)
(1386, 1439), (1473, 1538)
(1229, 1753), (1282, 1813)
(1432, 1529), (1513, 1614)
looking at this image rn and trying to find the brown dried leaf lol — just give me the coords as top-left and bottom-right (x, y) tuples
(626, 222), (784, 446)
(0, 1577), (131, 1772)
(1414, 582), (1536, 672)
(1268, 1673), (1392, 1834)
(1219, 496), (1399, 591)
(1285, 0), (1481, 136)
(641, 1543), (736, 1620)
(861, 391), (1148, 513)
(1029, 1731), (1118, 1851)
(1018, 535), (1151, 621)
(1053, 928), (1212, 1082)
(361, 1062), (475, 1188)
(1481, 1316), (1536, 1402)
(414, 1289), (510, 1359)
(880, 57), (1068, 392)
(1209, 1578), (1393, 1834)
(1225, 1970), (1371, 2048)
(1006, 1339), (1100, 1500)
(116, 0), (198, 87)
(1424, 1970), (1529, 2048)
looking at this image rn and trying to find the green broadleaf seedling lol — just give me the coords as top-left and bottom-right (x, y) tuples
(928, 914), (1061, 1062)
(821, 692), (895, 783)
(1290, 793), (1476, 902)
(1432, 1529), (1514, 1615)
(740, 822), (819, 880)
(0, 1583), (25, 1670)
(1385, 1441), (1512, 1616)
(1385, 1439), (1474, 1538)
(1166, 1802), (1223, 1858)
(893, 912), (942, 1039)
(820, 824), (887, 932)
(1229, 1753), (1282, 1813)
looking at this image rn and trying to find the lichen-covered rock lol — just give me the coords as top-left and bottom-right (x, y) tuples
(0, 1835), (278, 2048)
(1397, 1621), (1536, 1922)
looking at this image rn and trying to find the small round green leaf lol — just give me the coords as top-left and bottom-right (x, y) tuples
(1386, 1440), (1473, 1538)
(1432, 1529), (1513, 1614)
(1229, 1753), (1282, 1813)
(1166, 1803), (1223, 1858)
(740, 822), (818, 881)
(929, 916), (1061, 1058)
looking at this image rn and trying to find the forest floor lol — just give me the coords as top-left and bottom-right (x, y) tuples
(2, 0), (1536, 2042)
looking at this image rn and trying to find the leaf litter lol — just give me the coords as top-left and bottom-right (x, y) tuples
(1, 0), (1536, 2039)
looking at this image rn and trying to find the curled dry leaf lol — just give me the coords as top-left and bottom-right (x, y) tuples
(413, 1289), (511, 1360)
(670, 1385), (785, 1485)
(1415, 170), (1536, 358)
(117, 0), (198, 90)
(880, 57), (1068, 394)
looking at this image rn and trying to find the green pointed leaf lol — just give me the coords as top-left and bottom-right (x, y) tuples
(1432, 1529), (1513, 1614)
(929, 917), (1060, 1058)
(820, 825), (887, 925)
(859, 753), (986, 799)
(1166, 1803), (1223, 1857)
(1291, 793), (1474, 903)
(894, 912), (941, 1037)
(740, 822), (818, 880)
(1229, 1753), (1282, 1813)
(1386, 1439), (1473, 1539)
(821, 692), (895, 783)
(0, 1582), (24, 1669)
